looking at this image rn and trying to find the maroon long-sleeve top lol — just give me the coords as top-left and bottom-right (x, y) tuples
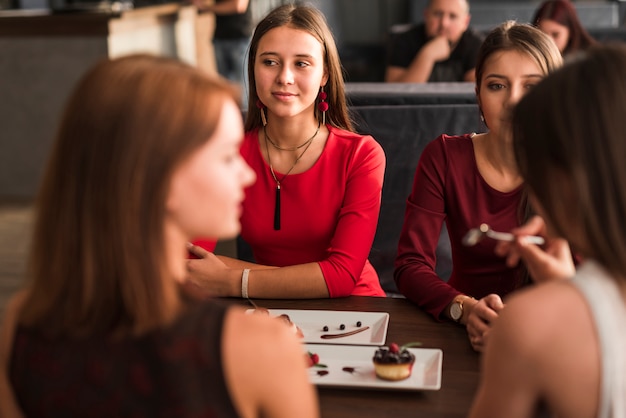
(394, 134), (526, 319)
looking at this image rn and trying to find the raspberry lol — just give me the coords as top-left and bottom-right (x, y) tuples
(389, 343), (400, 353)
(311, 353), (320, 365)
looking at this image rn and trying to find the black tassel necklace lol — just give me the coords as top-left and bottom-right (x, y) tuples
(264, 122), (320, 230)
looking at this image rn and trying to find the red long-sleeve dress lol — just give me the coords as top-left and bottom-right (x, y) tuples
(239, 125), (386, 297)
(394, 134), (526, 319)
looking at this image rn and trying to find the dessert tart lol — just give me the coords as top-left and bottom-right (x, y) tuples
(372, 343), (416, 381)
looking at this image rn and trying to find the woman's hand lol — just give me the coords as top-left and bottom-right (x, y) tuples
(494, 216), (575, 283)
(464, 294), (504, 352)
(184, 244), (238, 297)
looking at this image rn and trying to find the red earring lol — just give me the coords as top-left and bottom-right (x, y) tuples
(317, 87), (328, 125)
(256, 99), (267, 126)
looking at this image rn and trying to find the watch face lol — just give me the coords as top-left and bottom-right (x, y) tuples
(450, 302), (463, 321)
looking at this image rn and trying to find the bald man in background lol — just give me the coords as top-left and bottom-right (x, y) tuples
(386, 0), (483, 82)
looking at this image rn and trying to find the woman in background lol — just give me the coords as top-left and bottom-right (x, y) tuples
(0, 54), (318, 418)
(532, 0), (597, 59)
(394, 22), (562, 351)
(188, 4), (386, 299)
(471, 44), (626, 418)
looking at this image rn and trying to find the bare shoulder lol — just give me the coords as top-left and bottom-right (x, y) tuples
(2, 291), (30, 368)
(1, 291), (28, 344)
(222, 307), (306, 377)
(503, 281), (585, 325)
(0, 291), (28, 418)
(487, 281), (600, 417)
(223, 307), (299, 347)
(496, 281), (590, 351)
(221, 307), (317, 418)
(220, 308), (291, 384)
(2, 291), (28, 318)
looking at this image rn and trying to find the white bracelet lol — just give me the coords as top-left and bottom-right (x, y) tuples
(241, 268), (250, 299)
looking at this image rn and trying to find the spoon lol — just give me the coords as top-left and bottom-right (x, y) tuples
(462, 223), (545, 246)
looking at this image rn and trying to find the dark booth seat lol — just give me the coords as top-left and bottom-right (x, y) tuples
(351, 103), (485, 295)
(346, 82), (477, 107)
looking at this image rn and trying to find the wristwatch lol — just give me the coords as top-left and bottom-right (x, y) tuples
(449, 296), (469, 323)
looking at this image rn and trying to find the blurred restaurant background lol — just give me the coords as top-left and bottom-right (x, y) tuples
(2, 0), (626, 201)
(1, 0), (626, 303)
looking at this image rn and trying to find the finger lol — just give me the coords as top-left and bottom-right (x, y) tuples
(493, 239), (522, 266)
(512, 215), (546, 236)
(479, 310), (499, 325)
(467, 320), (490, 344)
(187, 242), (209, 258)
(505, 250), (522, 268)
(472, 298), (499, 320)
(473, 317), (492, 334)
(469, 335), (484, 352)
(468, 318), (490, 337)
(186, 259), (203, 273)
(494, 240), (513, 257)
(504, 233), (550, 269)
(483, 294), (504, 311)
(469, 306), (498, 330)
(515, 237), (553, 266)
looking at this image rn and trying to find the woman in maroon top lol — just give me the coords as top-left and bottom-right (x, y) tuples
(0, 55), (318, 417)
(394, 22), (562, 351)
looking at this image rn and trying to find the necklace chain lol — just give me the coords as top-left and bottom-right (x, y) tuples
(263, 122), (320, 231)
(264, 122), (320, 186)
(265, 125), (319, 151)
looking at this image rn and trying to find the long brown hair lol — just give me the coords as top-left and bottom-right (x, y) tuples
(514, 44), (626, 282)
(475, 21), (563, 93)
(20, 54), (238, 337)
(475, 22), (562, 223)
(532, 0), (597, 56)
(244, 3), (353, 132)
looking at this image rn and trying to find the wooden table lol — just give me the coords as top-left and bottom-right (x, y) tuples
(241, 296), (480, 418)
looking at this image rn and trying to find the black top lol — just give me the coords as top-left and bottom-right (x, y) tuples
(387, 23), (484, 82)
(214, 0), (253, 39)
(10, 300), (240, 417)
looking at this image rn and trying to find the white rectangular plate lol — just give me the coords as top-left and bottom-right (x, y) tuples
(305, 344), (443, 391)
(248, 309), (389, 345)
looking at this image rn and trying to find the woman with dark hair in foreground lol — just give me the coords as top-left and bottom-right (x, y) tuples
(471, 44), (626, 418)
